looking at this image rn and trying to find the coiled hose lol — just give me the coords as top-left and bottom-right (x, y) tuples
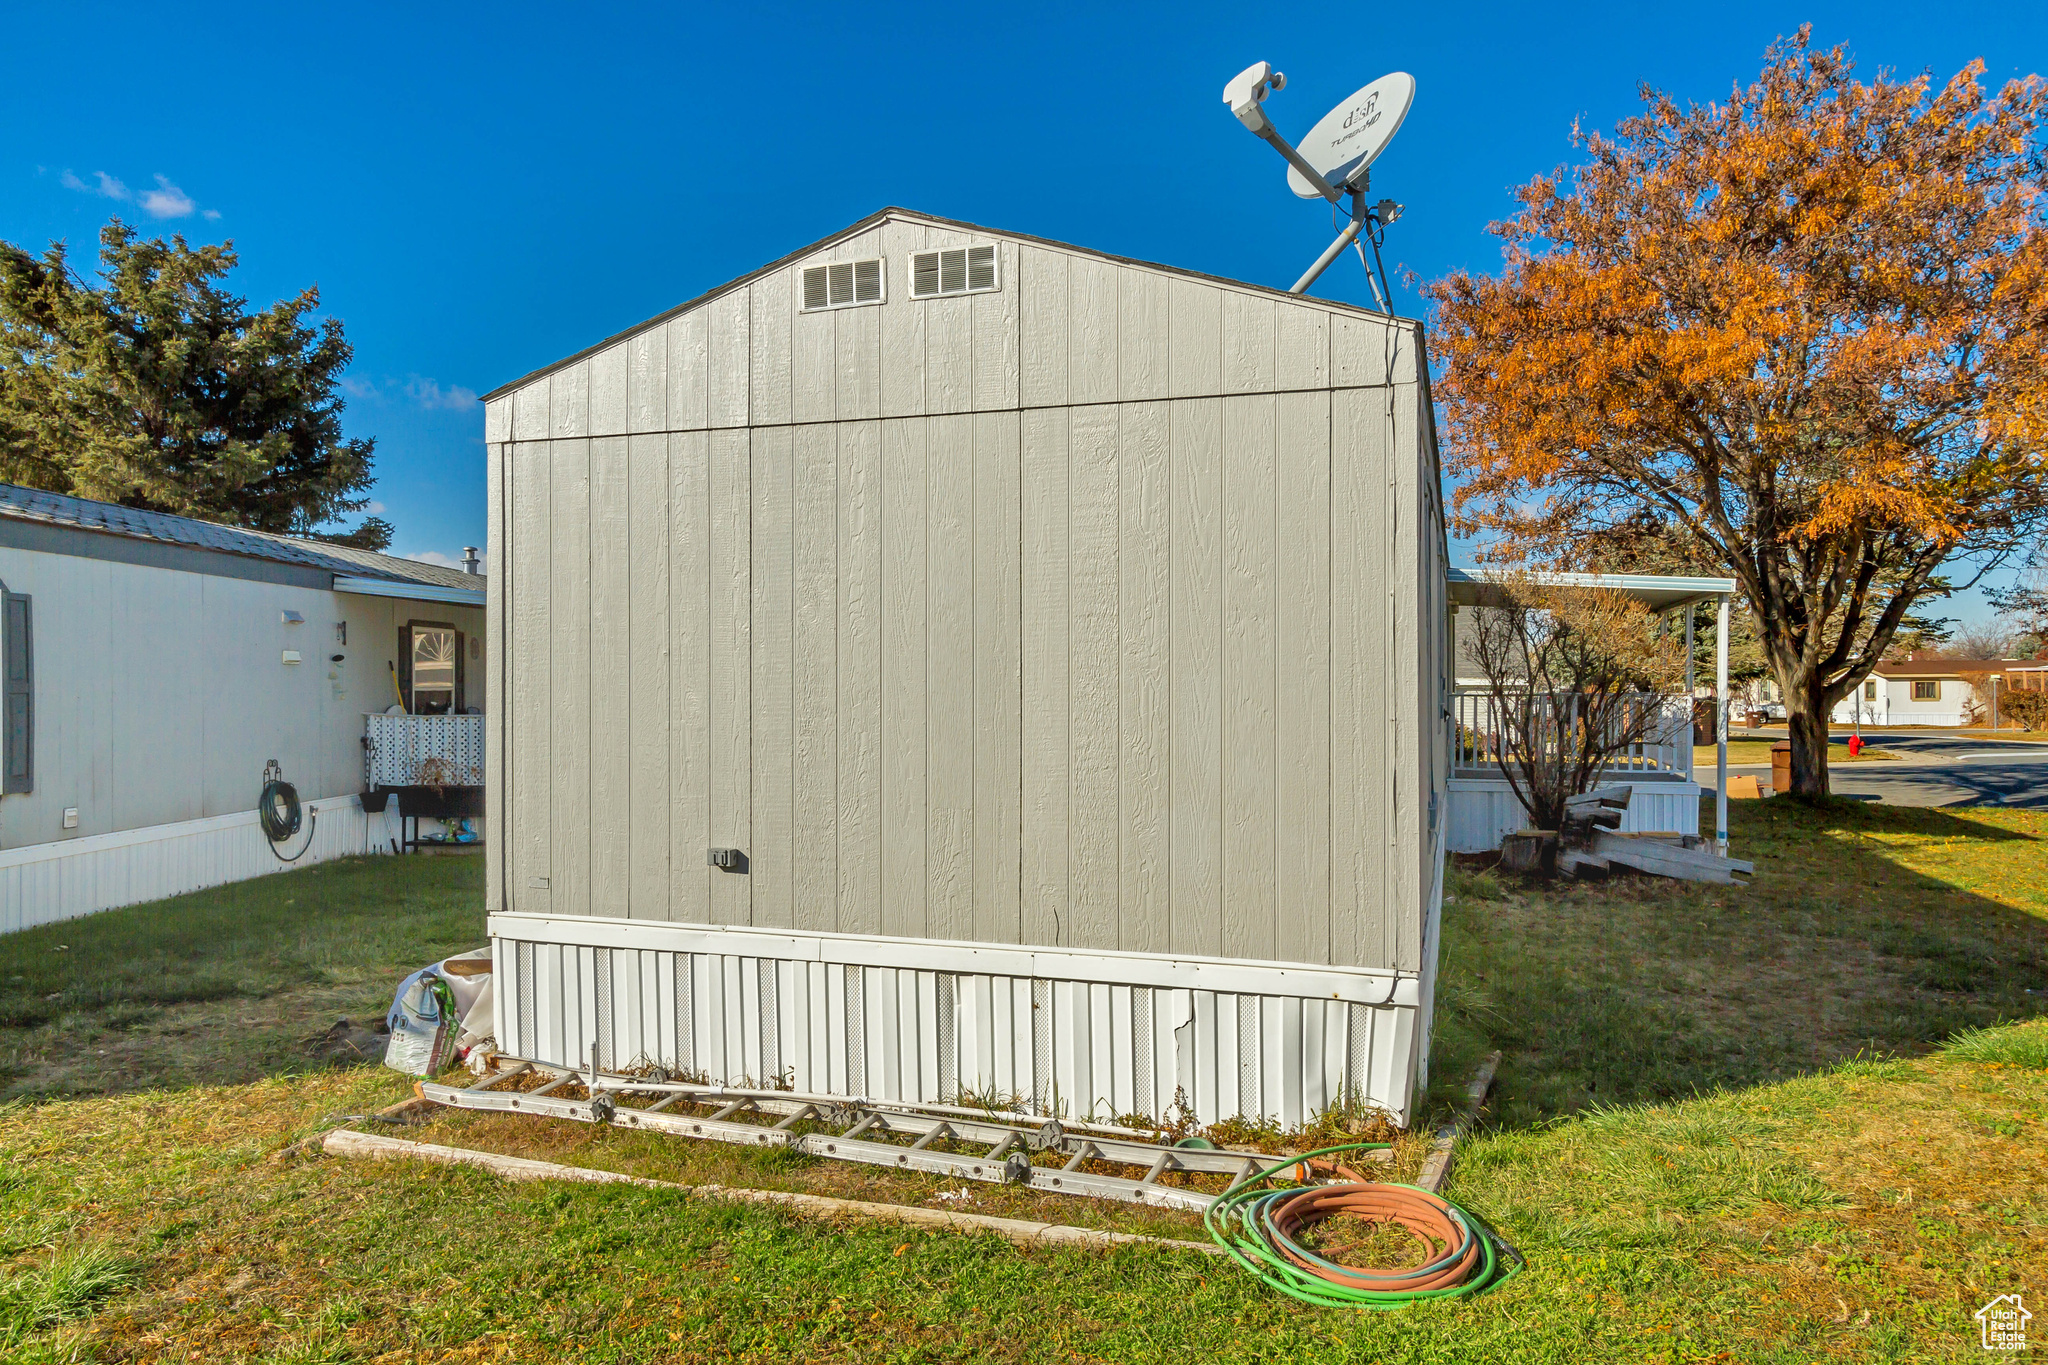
(1204, 1142), (1521, 1309)
(259, 772), (317, 863)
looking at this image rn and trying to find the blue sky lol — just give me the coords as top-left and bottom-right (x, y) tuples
(3, 2), (2042, 611)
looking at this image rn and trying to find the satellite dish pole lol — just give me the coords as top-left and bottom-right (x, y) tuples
(1222, 63), (1412, 310)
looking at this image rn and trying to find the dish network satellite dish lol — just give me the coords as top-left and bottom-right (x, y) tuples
(1222, 63), (1414, 308)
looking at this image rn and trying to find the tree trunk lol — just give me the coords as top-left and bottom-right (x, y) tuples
(1784, 680), (1832, 800)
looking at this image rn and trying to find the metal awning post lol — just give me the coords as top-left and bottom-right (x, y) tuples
(1684, 606), (1696, 782)
(1715, 594), (1730, 857)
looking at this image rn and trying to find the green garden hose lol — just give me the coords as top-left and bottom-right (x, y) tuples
(1203, 1142), (1522, 1309)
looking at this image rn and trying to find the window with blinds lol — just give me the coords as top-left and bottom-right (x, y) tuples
(800, 258), (884, 311)
(909, 245), (998, 298)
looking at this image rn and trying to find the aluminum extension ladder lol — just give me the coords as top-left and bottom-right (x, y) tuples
(420, 1055), (1290, 1212)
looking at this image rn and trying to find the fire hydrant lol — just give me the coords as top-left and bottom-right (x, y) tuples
(1848, 735), (1864, 757)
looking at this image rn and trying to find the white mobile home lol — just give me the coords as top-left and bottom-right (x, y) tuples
(480, 209), (1449, 1124)
(1831, 656), (2036, 728)
(0, 485), (486, 932)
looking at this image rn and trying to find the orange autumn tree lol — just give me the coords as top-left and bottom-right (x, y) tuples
(1427, 32), (2048, 798)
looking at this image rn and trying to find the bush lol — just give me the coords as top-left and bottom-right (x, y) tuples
(2002, 689), (2048, 731)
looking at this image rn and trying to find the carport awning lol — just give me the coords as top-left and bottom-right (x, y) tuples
(1447, 567), (1735, 612)
(333, 574), (485, 607)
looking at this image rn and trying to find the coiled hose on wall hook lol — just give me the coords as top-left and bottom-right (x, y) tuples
(260, 759), (318, 863)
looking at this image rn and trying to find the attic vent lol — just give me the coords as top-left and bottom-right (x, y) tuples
(909, 245), (999, 299)
(801, 258), (884, 311)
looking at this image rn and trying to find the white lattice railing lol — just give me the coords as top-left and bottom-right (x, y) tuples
(364, 713), (485, 788)
(1453, 689), (1693, 780)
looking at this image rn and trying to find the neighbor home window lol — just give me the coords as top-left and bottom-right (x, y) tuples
(1865, 679), (1878, 700)
(401, 621), (462, 714)
(1912, 679), (1939, 701)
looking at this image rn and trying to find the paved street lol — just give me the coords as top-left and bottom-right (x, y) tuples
(1724, 730), (2048, 808)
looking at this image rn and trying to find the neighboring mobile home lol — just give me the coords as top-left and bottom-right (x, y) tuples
(0, 484), (486, 932)
(480, 208), (1450, 1125)
(1832, 656), (2041, 727)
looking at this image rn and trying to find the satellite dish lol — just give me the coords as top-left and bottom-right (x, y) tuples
(1284, 72), (1415, 200)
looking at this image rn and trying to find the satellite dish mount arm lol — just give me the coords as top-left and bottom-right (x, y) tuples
(1223, 63), (1342, 204)
(1291, 182), (1373, 298)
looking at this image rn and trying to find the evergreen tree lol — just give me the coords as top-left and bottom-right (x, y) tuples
(0, 220), (390, 549)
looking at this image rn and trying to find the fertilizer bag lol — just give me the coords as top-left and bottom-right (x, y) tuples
(383, 969), (461, 1077)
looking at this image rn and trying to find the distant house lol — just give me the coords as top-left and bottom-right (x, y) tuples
(1831, 655), (2044, 727)
(0, 484), (486, 933)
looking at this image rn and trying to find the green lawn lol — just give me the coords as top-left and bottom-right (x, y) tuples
(0, 853), (486, 1102)
(1, 806), (2044, 1362)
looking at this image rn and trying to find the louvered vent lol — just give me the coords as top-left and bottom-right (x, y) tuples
(800, 258), (884, 311)
(909, 245), (999, 298)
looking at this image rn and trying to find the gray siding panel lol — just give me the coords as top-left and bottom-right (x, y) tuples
(1222, 395), (1278, 962)
(486, 437), (507, 915)
(880, 418), (927, 938)
(926, 413), (976, 942)
(669, 430), (711, 924)
(626, 433), (671, 917)
(971, 410), (1022, 947)
(588, 437), (632, 917)
(751, 426), (795, 929)
(708, 428), (752, 926)
(792, 423), (839, 933)
(836, 420), (884, 936)
(1276, 391), (1332, 965)
(1117, 401), (1170, 955)
(549, 438), (592, 918)
(1169, 397), (1224, 957)
(511, 441), (552, 902)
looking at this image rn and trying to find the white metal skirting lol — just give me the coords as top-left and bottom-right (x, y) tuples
(489, 913), (1422, 1127)
(0, 796), (389, 934)
(1446, 778), (1702, 855)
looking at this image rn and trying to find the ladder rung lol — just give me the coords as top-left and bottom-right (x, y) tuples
(1060, 1142), (1098, 1173)
(843, 1113), (886, 1141)
(771, 1105), (820, 1132)
(1138, 1149), (1177, 1185)
(466, 1063), (531, 1092)
(907, 1122), (952, 1152)
(710, 1098), (752, 1122)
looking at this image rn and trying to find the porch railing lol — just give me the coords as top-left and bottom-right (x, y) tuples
(1453, 688), (1693, 781)
(364, 713), (485, 788)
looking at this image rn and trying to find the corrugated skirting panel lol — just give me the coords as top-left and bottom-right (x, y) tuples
(489, 914), (1420, 1126)
(1445, 778), (1701, 855)
(0, 796), (388, 934)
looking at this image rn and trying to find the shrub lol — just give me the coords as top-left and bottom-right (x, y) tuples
(2001, 688), (2048, 731)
